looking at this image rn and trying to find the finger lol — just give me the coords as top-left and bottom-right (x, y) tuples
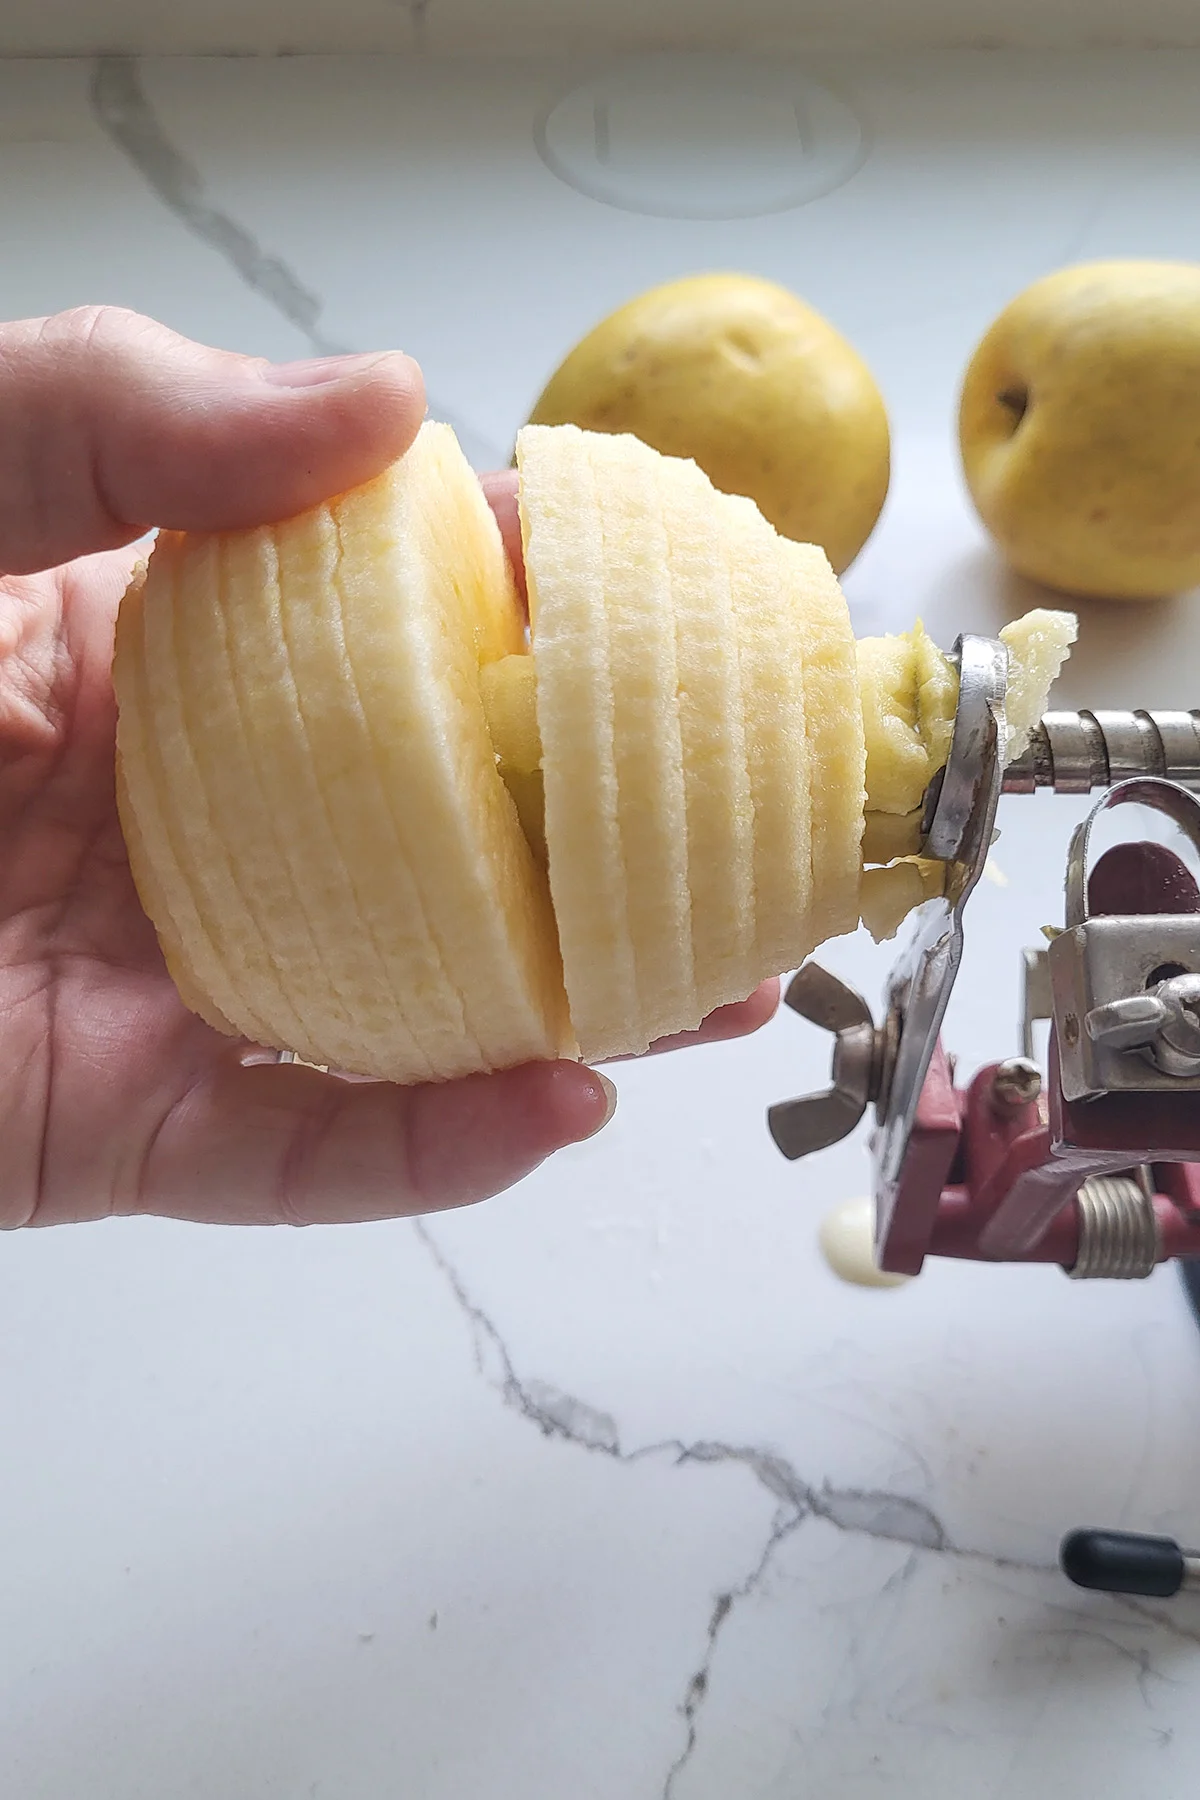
(135, 1056), (617, 1226)
(479, 469), (527, 607)
(639, 979), (781, 1059)
(0, 306), (425, 574)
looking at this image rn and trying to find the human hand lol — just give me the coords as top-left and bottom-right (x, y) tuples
(0, 308), (777, 1229)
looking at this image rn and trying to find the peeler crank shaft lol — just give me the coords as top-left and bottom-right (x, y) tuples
(1004, 710), (1200, 794)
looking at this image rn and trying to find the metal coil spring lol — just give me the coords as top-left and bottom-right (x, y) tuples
(1066, 1173), (1160, 1280)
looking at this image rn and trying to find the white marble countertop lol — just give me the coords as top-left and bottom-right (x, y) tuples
(5, 48), (1200, 1799)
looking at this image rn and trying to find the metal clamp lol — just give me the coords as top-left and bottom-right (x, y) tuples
(1051, 778), (1200, 1099)
(1064, 778), (1200, 928)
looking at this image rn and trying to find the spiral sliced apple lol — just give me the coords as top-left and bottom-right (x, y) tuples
(113, 420), (1072, 1081)
(517, 424), (864, 1059)
(114, 423), (572, 1083)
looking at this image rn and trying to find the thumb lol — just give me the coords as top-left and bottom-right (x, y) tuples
(0, 305), (425, 575)
(133, 1057), (616, 1227)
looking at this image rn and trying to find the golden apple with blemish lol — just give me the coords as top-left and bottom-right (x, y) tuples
(959, 261), (1200, 600)
(526, 273), (890, 574)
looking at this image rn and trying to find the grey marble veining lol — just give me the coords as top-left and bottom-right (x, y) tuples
(90, 53), (506, 468)
(92, 57), (339, 352)
(413, 1217), (1200, 1794)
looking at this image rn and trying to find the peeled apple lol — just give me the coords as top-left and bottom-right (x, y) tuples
(112, 421), (1074, 1081)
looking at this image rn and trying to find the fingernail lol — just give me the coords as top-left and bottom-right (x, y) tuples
(584, 1070), (619, 1138)
(261, 351), (397, 388)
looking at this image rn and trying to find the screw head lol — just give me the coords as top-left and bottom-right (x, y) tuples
(992, 1056), (1042, 1110)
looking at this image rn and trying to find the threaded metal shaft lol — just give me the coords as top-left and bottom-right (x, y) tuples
(1004, 711), (1200, 794)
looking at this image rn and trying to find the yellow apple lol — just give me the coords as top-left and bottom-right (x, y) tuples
(526, 273), (890, 575)
(959, 261), (1200, 600)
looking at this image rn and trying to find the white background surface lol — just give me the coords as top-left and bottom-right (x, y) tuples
(5, 48), (1200, 1799)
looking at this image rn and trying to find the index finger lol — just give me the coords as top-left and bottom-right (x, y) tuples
(479, 469), (527, 609)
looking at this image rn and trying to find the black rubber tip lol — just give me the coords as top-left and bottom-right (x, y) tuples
(1180, 1257), (1200, 1331)
(1061, 1528), (1185, 1597)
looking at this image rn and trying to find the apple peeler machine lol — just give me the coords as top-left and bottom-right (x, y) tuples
(767, 634), (1200, 1598)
